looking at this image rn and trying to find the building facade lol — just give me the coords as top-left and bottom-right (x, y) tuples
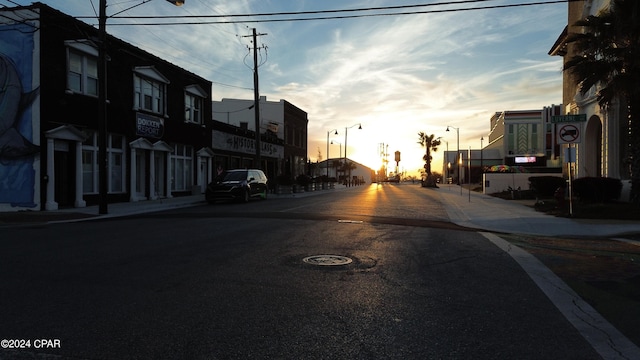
(0, 4), (213, 212)
(485, 106), (563, 170)
(312, 158), (374, 185)
(443, 105), (563, 184)
(212, 97), (308, 183)
(549, 0), (628, 182)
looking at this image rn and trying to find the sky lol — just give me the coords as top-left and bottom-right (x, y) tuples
(10, 0), (568, 177)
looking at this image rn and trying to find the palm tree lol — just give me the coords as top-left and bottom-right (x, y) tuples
(342, 160), (357, 186)
(563, 0), (640, 203)
(417, 132), (441, 187)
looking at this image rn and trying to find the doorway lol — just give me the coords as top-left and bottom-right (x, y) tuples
(585, 116), (603, 177)
(135, 150), (147, 199)
(54, 142), (73, 207)
(154, 152), (165, 198)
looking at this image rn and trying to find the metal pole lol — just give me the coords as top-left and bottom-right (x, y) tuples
(457, 128), (460, 191)
(468, 147), (471, 202)
(326, 131), (329, 178)
(568, 144), (573, 216)
(252, 28), (261, 169)
(98, 0), (108, 214)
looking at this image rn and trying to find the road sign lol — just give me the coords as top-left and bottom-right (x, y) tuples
(551, 114), (586, 123)
(557, 123), (581, 144)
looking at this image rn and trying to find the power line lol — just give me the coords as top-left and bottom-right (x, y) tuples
(91, 0), (575, 26)
(109, 0), (502, 19)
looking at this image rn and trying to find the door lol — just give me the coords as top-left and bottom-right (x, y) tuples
(135, 150), (146, 200)
(199, 158), (208, 193)
(154, 152), (165, 198)
(54, 141), (73, 207)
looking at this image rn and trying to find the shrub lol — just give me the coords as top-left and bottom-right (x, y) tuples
(276, 174), (293, 186)
(573, 177), (622, 202)
(296, 174), (311, 186)
(529, 176), (566, 198)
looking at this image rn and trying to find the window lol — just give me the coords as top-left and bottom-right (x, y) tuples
(531, 124), (538, 153)
(184, 85), (206, 124)
(133, 67), (169, 115)
(82, 132), (126, 194)
(134, 76), (164, 114)
(109, 135), (125, 193)
(171, 144), (193, 191)
(66, 48), (98, 96)
(507, 124), (515, 154)
(185, 93), (202, 124)
(82, 133), (97, 194)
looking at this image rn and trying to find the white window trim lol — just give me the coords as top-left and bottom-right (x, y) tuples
(133, 66), (169, 116)
(65, 40), (99, 97)
(82, 132), (127, 194)
(171, 144), (193, 191)
(184, 85), (206, 124)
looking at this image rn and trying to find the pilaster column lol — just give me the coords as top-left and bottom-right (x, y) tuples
(130, 147), (137, 202)
(74, 141), (86, 207)
(45, 138), (58, 210)
(166, 151), (173, 198)
(150, 149), (157, 200)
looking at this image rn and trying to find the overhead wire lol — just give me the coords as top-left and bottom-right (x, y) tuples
(97, 0), (576, 26)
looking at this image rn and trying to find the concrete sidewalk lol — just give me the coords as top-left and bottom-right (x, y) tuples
(436, 183), (640, 237)
(0, 185), (357, 225)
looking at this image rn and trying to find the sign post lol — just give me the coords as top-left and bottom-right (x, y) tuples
(552, 114), (585, 216)
(564, 146), (576, 216)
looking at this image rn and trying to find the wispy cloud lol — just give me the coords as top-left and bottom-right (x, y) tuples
(36, 0), (567, 173)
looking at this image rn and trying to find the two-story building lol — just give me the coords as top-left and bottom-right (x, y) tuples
(0, 3), (213, 212)
(212, 96), (308, 183)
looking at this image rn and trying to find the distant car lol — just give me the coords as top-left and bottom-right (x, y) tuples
(206, 169), (268, 203)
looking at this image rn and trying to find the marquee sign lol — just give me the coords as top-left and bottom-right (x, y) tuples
(212, 130), (284, 158)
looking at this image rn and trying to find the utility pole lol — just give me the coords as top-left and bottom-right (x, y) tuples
(98, 0), (108, 214)
(243, 28), (267, 169)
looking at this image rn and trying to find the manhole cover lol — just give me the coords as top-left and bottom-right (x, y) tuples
(302, 255), (353, 266)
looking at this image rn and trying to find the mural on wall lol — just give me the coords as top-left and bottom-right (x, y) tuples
(0, 23), (40, 208)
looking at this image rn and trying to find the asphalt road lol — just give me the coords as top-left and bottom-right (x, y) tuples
(0, 184), (600, 359)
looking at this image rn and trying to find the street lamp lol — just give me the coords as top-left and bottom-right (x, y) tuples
(97, 0), (183, 214)
(331, 141), (342, 158)
(480, 136), (484, 176)
(446, 126), (460, 193)
(326, 129), (338, 178)
(344, 123), (362, 186)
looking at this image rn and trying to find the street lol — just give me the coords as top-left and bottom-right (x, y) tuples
(0, 184), (600, 359)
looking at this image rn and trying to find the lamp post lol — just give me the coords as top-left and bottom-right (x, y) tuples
(331, 141), (342, 159)
(446, 126), (460, 193)
(326, 129), (338, 178)
(97, 0), (183, 214)
(344, 123), (362, 186)
(480, 136), (484, 182)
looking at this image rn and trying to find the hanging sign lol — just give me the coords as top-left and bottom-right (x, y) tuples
(135, 112), (164, 139)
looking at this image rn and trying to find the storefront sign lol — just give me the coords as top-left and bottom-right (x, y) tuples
(212, 130), (284, 158)
(135, 113), (164, 139)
